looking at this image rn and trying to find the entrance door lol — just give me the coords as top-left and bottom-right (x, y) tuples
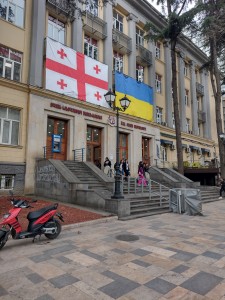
(142, 137), (150, 165)
(119, 133), (128, 160)
(86, 126), (101, 163)
(46, 117), (67, 160)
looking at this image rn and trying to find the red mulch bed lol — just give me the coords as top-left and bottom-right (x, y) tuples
(0, 195), (107, 230)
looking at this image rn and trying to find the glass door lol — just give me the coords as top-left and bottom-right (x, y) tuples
(46, 117), (67, 160)
(86, 126), (102, 164)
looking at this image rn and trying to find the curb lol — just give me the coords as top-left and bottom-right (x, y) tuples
(62, 215), (118, 230)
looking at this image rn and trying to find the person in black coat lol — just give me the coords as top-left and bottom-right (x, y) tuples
(219, 178), (225, 199)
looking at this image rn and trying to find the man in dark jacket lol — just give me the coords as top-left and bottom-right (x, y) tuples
(219, 178), (225, 199)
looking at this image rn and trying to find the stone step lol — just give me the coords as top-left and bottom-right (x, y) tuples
(120, 208), (170, 220)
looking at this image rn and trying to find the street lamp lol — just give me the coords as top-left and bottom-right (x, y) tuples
(104, 89), (131, 199)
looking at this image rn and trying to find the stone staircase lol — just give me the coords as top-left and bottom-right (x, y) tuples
(60, 162), (221, 219)
(120, 176), (221, 220)
(62, 161), (112, 199)
(120, 178), (171, 220)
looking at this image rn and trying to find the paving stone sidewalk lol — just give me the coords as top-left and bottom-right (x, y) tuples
(1, 201), (225, 299)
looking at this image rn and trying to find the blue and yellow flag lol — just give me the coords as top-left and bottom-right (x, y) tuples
(115, 71), (153, 121)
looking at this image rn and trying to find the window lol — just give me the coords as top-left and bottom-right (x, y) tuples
(48, 16), (65, 44)
(185, 89), (189, 106)
(0, 0), (24, 27)
(113, 11), (123, 32)
(155, 42), (161, 59)
(136, 65), (144, 82)
(184, 62), (188, 76)
(0, 174), (15, 189)
(161, 146), (167, 161)
(172, 112), (175, 129)
(156, 106), (163, 124)
(155, 74), (162, 93)
(136, 28), (144, 46)
(0, 45), (22, 81)
(113, 51), (123, 72)
(86, 0), (98, 16)
(186, 118), (190, 133)
(0, 106), (20, 145)
(84, 35), (98, 60)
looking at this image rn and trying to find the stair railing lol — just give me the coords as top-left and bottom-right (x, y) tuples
(148, 179), (170, 206)
(72, 148), (86, 161)
(123, 177), (171, 207)
(43, 146), (53, 159)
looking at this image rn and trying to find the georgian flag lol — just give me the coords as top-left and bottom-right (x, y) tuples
(45, 37), (109, 107)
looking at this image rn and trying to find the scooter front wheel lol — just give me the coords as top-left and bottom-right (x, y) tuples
(44, 219), (61, 240)
(0, 231), (7, 250)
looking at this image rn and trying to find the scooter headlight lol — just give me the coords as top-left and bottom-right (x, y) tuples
(3, 213), (10, 219)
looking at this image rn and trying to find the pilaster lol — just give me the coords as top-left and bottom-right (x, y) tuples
(29, 0), (46, 87)
(127, 13), (138, 79)
(103, 0), (115, 88)
(163, 42), (173, 128)
(178, 52), (186, 131)
(190, 61), (198, 135)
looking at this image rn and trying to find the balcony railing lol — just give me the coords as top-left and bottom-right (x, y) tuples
(46, 0), (74, 19)
(136, 44), (152, 66)
(82, 12), (107, 40)
(196, 82), (204, 95)
(198, 110), (206, 123)
(112, 28), (132, 54)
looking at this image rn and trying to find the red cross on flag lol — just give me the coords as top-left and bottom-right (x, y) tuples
(45, 38), (109, 107)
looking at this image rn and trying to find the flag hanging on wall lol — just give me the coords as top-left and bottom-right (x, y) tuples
(45, 38), (109, 107)
(115, 71), (154, 121)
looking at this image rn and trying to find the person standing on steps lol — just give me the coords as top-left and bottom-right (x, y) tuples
(104, 157), (111, 176)
(219, 178), (225, 199)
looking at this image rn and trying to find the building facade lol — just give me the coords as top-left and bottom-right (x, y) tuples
(0, 0), (219, 194)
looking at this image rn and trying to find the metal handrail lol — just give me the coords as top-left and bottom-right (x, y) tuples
(148, 179), (170, 206)
(123, 177), (170, 206)
(43, 146), (54, 159)
(72, 148), (86, 162)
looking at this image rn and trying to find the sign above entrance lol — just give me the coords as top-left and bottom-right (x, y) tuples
(121, 121), (146, 131)
(50, 103), (102, 120)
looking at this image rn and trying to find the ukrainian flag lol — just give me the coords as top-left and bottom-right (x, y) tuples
(115, 71), (154, 121)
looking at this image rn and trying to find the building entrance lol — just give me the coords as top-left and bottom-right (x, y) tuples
(142, 137), (151, 165)
(86, 126), (101, 164)
(46, 117), (67, 160)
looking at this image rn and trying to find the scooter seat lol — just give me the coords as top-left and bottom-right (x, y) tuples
(27, 204), (58, 220)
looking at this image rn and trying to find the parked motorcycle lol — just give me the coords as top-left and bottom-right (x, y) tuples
(0, 192), (64, 250)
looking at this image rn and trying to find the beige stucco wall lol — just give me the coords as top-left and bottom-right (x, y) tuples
(0, 83), (28, 163)
(0, 1), (32, 84)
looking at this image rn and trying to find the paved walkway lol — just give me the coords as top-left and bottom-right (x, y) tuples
(1, 201), (225, 299)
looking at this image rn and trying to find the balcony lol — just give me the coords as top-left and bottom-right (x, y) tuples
(196, 82), (204, 96)
(112, 29), (132, 55)
(136, 44), (152, 66)
(46, 0), (73, 18)
(198, 110), (206, 123)
(82, 12), (107, 40)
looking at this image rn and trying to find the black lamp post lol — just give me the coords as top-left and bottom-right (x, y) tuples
(104, 89), (131, 199)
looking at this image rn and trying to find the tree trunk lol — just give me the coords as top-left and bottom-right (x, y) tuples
(171, 40), (184, 174)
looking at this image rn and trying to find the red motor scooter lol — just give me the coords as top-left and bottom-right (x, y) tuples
(0, 192), (64, 250)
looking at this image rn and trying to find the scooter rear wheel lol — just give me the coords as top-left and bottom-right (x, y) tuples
(45, 219), (61, 240)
